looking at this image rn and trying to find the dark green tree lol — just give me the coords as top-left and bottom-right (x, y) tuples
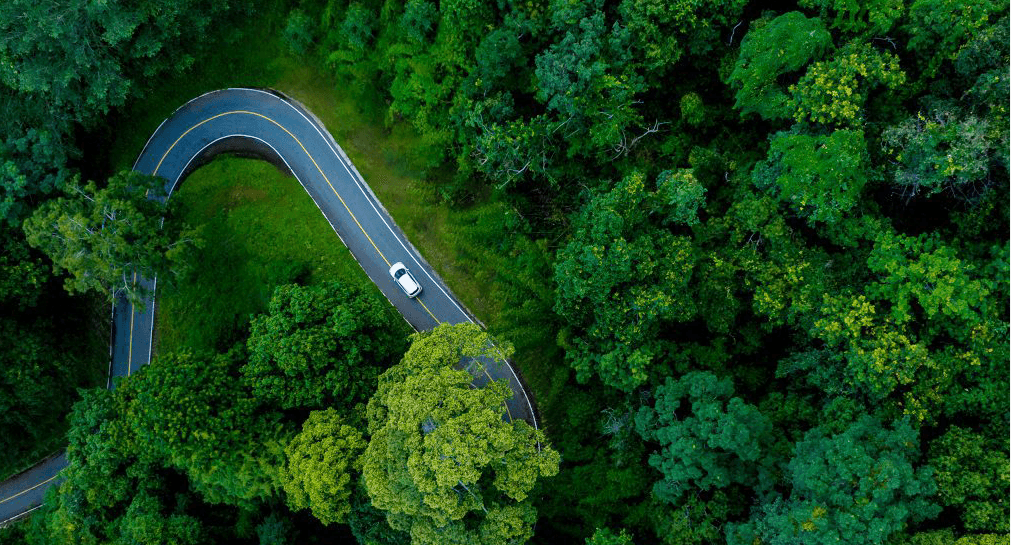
(244, 282), (409, 410)
(587, 527), (636, 545)
(727, 416), (938, 545)
(618, 0), (747, 70)
(554, 172), (696, 391)
(635, 371), (775, 502)
(728, 12), (834, 121)
(753, 128), (871, 225)
(0, 0), (239, 125)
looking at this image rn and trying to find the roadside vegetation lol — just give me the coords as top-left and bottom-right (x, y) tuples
(0, 0), (1007, 544)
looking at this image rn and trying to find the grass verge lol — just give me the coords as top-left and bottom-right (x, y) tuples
(155, 158), (377, 354)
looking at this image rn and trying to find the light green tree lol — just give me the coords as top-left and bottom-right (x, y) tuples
(123, 349), (289, 507)
(881, 108), (999, 200)
(928, 426), (1010, 533)
(23, 170), (201, 307)
(789, 43), (905, 126)
(362, 323), (560, 545)
(283, 408), (367, 525)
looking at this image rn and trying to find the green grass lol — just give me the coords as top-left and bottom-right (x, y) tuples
(108, 3), (567, 429)
(155, 158), (377, 354)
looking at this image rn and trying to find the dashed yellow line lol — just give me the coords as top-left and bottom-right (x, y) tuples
(128, 272), (136, 375)
(416, 299), (440, 323)
(152, 110), (391, 268)
(0, 475), (58, 505)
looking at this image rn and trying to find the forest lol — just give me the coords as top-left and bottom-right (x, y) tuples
(0, 0), (1008, 544)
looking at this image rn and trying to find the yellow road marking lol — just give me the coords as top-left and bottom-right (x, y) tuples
(128, 272), (136, 375)
(152, 111), (392, 268)
(0, 475), (58, 505)
(416, 299), (440, 324)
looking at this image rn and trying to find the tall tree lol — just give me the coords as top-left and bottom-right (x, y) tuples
(122, 349), (289, 507)
(361, 323), (560, 545)
(0, 0), (240, 126)
(554, 172), (697, 391)
(727, 12), (834, 121)
(635, 371), (775, 503)
(752, 128), (871, 225)
(43, 389), (207, 545)
(282, 408), (367, 525)
(927, 426), (1009, 534)
(23, 171), (201, 307)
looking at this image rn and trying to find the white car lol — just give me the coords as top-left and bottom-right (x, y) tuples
(389, 262), (422, 298)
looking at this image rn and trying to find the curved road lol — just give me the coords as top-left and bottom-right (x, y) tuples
(0, 88), (538, 526)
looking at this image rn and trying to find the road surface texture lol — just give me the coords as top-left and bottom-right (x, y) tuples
(0, 88), (539, 526)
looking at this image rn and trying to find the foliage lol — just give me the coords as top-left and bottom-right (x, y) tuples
(282, 408), (367, 525)
(42, 389), (208, 545)
(3, 0), (1010, 543)
(0, 0), (240, 126)
(244, 281), (409, 410)
(927, 426), (1010, 533)
(0, 129), (73, 226)
(283, 9), (315, 55)
(554, 172), (697, 392)
(728, 12), (834, 120)
(881, 108), (999, 200)
(754, 128), (870, 225)
(0, 226), (46, 310)
(618, 0), (748, 70)
(635, 371), (774, 503)
(362, 323), (560, 545)
(798, 0), (904, 37)
(23, 171), (201, 307)
(789, 43), (906, 126)
(727, 417), (938, 545)
(904, 0), (1005, 78)
(657, 168), (706, 226)
(0, 317), (94, 477)
(121, 348), (289, 507)
(587, 527), (636, 545)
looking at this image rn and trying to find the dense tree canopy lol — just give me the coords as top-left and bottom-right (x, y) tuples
(121, 348), (289, 507)
(1, 0), (1008, 544)
(244, 281), (409, 410)
(282, 408), (367, 525)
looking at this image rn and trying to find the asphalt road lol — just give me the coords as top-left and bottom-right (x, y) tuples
(0, 88), (539, 526)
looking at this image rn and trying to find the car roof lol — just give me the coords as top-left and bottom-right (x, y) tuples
(397, 271), (420, 293)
